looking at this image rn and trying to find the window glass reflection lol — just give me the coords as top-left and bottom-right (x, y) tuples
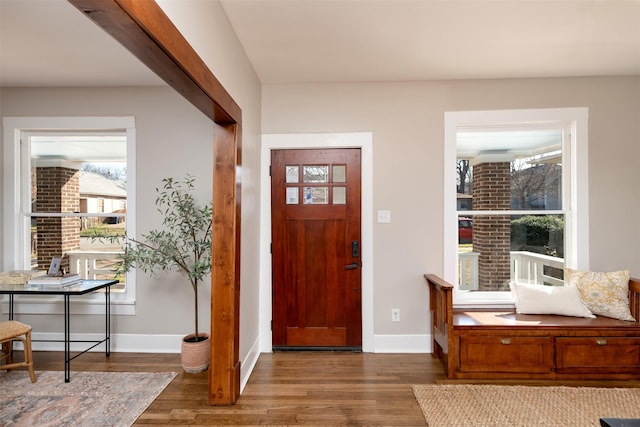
(285, 166), (299, 183)
(303, 187), (328, 204)
(303, 165), (329, 183)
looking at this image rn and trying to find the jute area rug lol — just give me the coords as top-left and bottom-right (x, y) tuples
(413, 384), (640, 427)
(0, 370), (177, 426)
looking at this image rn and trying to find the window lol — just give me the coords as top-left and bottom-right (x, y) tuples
(444, 108), (589, 307)
(3, 117), (136, 314)
(285, 163), (348, 205)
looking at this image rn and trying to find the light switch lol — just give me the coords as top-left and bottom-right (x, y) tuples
(377, 210), (391, 224)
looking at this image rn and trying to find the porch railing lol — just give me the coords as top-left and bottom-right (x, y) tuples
(458, 252), (479, 290)
(458, 250), (564, 290)
(68, 250), (123, 281)
(510, 251), (564, 287)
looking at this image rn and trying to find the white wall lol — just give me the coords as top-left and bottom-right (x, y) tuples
(262, 76), (640, 340)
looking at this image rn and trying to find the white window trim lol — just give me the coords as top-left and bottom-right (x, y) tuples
(2, 116), (136, 315)
(443, 108), (589, 308)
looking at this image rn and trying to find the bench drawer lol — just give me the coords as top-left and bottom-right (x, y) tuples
(556, 337), (640, 373)
(459, 335), (553, 373)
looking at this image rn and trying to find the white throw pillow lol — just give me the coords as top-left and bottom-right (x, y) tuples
(510, 281), (595, 318)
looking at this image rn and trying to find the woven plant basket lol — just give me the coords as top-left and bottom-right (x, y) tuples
(181, 333), (210, 373)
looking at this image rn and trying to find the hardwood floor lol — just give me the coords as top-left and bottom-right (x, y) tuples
(29, 351), (441, 426)
(23, 350), (640, 425)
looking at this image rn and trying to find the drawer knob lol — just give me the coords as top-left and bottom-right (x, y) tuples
(596, 338), (608, 346)
(500, 338), (512, 345)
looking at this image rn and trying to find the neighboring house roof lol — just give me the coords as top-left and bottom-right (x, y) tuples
(79, 171), (126, 198)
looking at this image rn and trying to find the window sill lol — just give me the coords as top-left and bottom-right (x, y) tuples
(453, 301), (516, 310)
(453, 290), (516, 310)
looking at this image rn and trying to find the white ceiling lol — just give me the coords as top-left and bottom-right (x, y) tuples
(220, 0), (640, 84)
(1, 0), (640, 87)
(0, 0), (164, 87)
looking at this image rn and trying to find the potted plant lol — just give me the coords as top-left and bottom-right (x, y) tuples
(119, 175), (212, 373)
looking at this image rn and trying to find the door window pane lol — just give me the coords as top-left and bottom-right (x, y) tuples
(286, 187), (299, 204)
(286, 166), (299, 183)
(333, 187), (346, 204)
(333, 165), (346, 183)
(303, 187), (328, 204)
(303, 165), (329, 183)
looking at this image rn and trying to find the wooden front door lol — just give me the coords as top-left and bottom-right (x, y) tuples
(271, 149), (362, 349)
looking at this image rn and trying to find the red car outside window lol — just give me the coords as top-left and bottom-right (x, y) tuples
(458, 218), (472, 243)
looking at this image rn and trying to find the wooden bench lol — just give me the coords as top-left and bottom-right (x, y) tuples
(425, 274), (640, 380)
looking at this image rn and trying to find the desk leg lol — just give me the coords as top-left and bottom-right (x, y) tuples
(3, 295), (15, 360)
(64, 295), (70, 383)
(105, 285), (111, 357)
(8, 294), (14, 320)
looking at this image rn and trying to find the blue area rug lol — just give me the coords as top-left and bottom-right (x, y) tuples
(0, 370), (177, 426)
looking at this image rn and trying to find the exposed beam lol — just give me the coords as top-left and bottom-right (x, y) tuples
(69, 0), (241, 125)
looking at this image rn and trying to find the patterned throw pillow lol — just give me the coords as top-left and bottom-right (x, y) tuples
(564, 268), (635, 321)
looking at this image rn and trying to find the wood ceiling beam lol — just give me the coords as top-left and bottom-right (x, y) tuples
(69, 0), (241, 125)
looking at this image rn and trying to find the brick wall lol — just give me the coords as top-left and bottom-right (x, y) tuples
(472, 162), (511, 291)
(35, 167), (81, 272)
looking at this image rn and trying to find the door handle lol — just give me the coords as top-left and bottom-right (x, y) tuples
(345, 262), (359, 270)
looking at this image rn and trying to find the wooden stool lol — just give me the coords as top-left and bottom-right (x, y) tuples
(0, 320), (37, 382)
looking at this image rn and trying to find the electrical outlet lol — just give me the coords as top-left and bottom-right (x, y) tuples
(392, 308), (400, 322)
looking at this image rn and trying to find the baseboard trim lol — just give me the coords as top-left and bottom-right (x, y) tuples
(27, 332), (183, 353)
(373, 334), (431, 353)
(23, 332), (432, 360)
(240, 336), (260, 392)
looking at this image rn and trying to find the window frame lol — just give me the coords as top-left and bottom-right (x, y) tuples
(2, 116), (136, 315)
(443, 108), (589, 308)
